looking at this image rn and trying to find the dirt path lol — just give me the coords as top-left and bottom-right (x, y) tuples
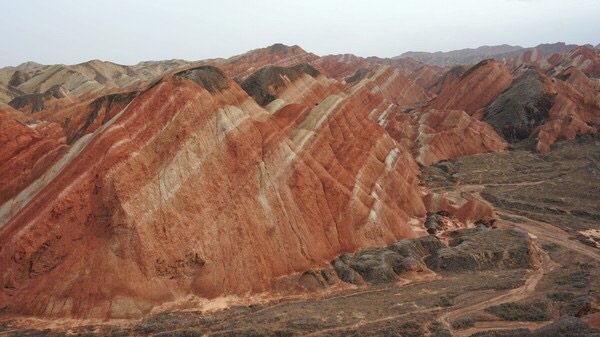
(439, 240), (556, 336)
(432, 181), (600, 262)
(429, 180), (599, 335)
(499, 211), (600, 262)
(441, 207), (599, 337)
(247, 191), (595, 337)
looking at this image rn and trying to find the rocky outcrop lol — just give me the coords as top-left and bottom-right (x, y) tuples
(345, 68), (370, 84)
(8, 70), (34, 87)
(429, 65), (467, 95)
(422, 192), (496, 224)
(331, 236), (443, 284)
(425, 228), (538, 272)
(330, 227), (535, 285)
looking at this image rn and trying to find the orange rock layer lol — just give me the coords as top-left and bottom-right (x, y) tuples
(0, 110), (67, 206)
(0, 66), (428, 319)
(1, 44), (597, 321)
(429, 59), (513, 115)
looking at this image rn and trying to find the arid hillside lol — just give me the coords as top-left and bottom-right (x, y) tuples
(0, 43), (599, 336)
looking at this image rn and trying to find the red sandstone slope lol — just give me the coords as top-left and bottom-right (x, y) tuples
(312, 54), (444, 90)
(0, 65), (428, 318)
(413, 110), (507, 165)
(429, 59), (513, 115)
(0, 109), (67, 209)
(312, 54), (374, 80)
(1, 43), (596, 321)
(482, 67), (599, 152)
(217, 44), (320, 81)
(548, 45), (600, 79)
(535, 70), (599, 152)
(382, 108), (507, 166)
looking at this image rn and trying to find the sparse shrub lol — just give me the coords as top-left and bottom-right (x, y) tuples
(562, 296), (593, 317)
(438, 295), (454, 307)
(154, 330), (204, 337)
(211, 329), (268, 337)
(547, 291), (574, 302)
(397, 321), (423, 337)
(555, 270), (590, 289)
(451, 316), (475, 329)
(429, 321), (452, 337)
(274, 330), (294, 337)
(486, 301), (550, 321)
(541, 242), (560, 252)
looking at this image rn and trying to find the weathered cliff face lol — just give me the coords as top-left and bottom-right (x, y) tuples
(0, 64), (429, 319)
(429, 59), (513, 115)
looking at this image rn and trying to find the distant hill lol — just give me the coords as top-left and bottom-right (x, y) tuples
(398, 42), (579, 66)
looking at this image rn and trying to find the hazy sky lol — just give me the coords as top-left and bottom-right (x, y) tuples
(1, 0), (598, 66)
